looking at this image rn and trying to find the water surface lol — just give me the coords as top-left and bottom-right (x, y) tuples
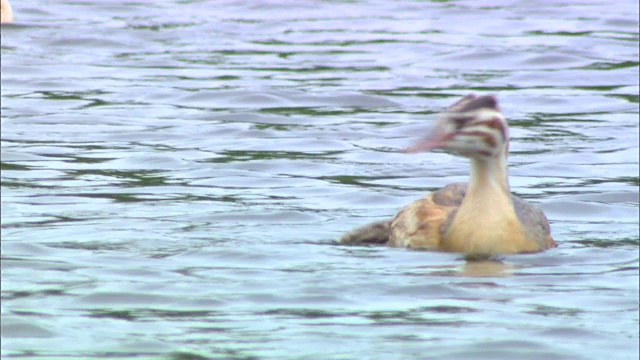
(1, 0), (639, 359)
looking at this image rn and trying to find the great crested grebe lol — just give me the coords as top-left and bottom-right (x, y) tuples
(340, 94), (556, 257)
(1, 0), (13, 23)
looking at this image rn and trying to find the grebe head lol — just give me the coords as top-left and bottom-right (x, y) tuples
(407, 94), (509, 159)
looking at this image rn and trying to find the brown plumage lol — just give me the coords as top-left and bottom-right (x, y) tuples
(340, 94), (556, 257)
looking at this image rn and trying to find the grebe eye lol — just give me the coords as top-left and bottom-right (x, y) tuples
(451, 115), (474, 129)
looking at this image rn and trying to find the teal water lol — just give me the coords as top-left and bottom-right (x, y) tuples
(1, 1), (638, 359)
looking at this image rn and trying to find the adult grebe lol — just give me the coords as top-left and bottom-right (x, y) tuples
(340, 94), (556, 257)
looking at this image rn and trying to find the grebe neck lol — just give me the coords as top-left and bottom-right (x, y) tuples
(467, 152), (510, 198)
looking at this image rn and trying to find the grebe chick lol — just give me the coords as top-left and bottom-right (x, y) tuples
(340, 94), (556, 257)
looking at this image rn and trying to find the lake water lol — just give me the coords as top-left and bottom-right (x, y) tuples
(1, 0), (638, 359)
